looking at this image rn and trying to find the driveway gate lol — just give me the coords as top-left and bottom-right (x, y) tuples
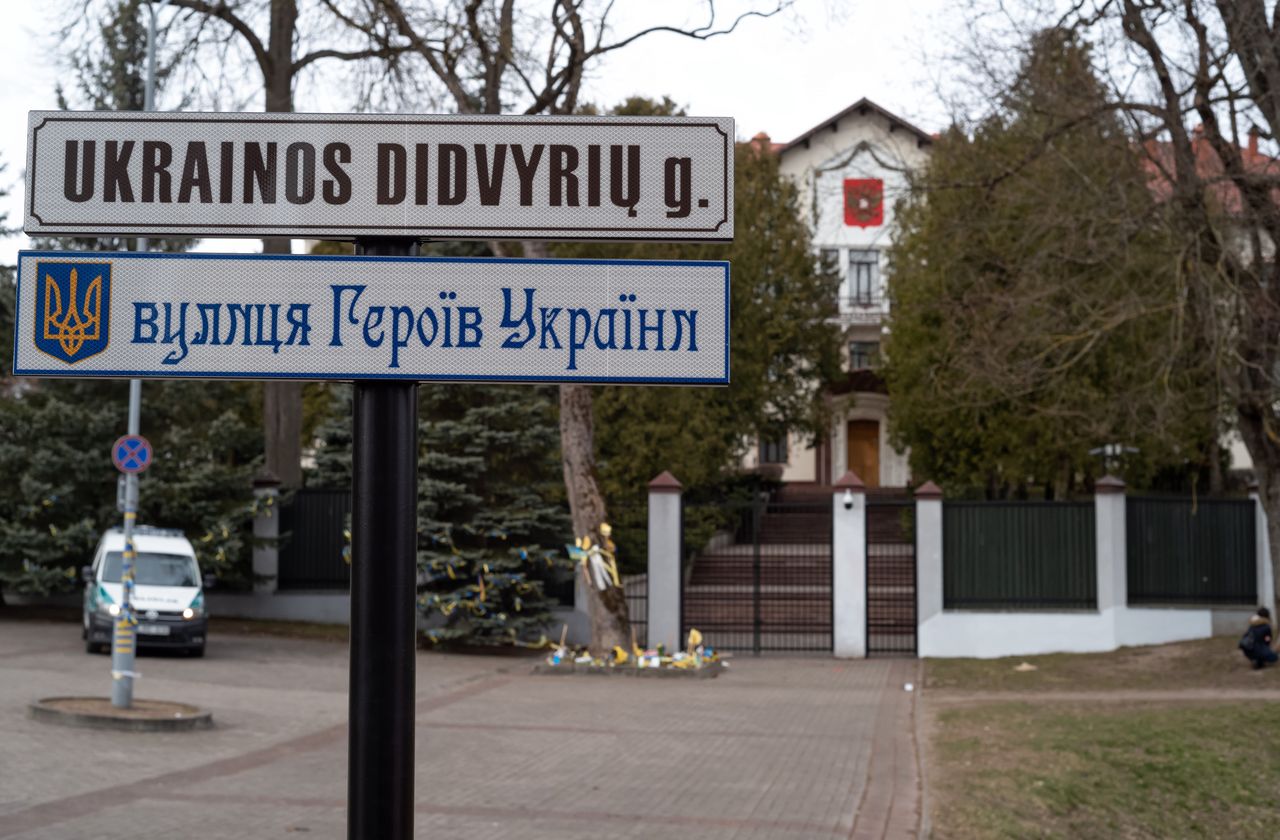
(866, 496), (916, 656)
(681, 498), (833, 653)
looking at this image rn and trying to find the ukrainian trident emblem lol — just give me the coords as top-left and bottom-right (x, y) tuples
(34, 262), (110, 363)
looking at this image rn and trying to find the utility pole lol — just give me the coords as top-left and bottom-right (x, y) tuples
(110, 0), (170, 710)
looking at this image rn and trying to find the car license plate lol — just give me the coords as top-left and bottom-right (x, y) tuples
(138, 624), (170, 636)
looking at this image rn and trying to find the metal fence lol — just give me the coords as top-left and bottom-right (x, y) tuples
(1127, 496), (1256, 605)
(681, 499), (832, 653)
(866, 496), (916, 656)
(623, 574), (648, 648)
(943, 501), (1096, 609)
(278, 488), (352, 590)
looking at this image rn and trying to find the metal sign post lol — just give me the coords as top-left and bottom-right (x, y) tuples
(109, 432), (152, 708)
(348, 238), (417, 840)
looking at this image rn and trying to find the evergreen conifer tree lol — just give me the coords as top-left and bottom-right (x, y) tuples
(884, 30), (1215, 497)
(0, 2), (259, 596)
(306, 364), (570, 644)
(416, 384), (569, 645)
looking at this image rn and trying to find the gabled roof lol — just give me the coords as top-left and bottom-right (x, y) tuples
(781, 98), (933, 154)
(1143, 128), (1280, 215)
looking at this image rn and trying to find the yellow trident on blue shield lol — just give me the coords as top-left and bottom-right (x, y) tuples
(35, 262), (110, 364)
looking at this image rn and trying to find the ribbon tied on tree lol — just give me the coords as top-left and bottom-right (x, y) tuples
(565, 523), (621, 591)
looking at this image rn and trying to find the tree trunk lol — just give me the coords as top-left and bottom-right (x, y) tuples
(260, 1), (303, 487)
(515, 240), (631, 653)
(559, 383), (632, 656)
(1208, 437), (1224, 495)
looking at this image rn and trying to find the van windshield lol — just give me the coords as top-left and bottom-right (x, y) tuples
(101, 552), (198, 587)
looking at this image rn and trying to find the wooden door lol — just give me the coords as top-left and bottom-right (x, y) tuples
(846, 420), (880, 488)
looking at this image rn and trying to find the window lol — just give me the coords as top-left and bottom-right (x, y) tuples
(847, 250), (878, 305)
(101, 552), (199, 587)
(849, 341), (879, 370)
(759, 434), (789, 465)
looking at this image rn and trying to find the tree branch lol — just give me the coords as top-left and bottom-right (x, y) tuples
(168, 0), (271, 79)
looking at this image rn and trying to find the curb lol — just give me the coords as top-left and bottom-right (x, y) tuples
(29, 697), (214, 732)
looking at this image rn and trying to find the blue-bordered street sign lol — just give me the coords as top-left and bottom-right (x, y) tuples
(112, 434), (152, 474)
(12, 251), (731, 386)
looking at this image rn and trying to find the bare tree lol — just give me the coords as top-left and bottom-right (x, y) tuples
(61, 0), (411, 486)
(354, 0), (788, 653)
(953, 0), (1280, 602)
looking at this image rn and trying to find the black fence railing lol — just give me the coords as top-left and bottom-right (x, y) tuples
(1127, 496), (1256, 605)
(866, 497), (917, 657)
(278, 488), (352, 590)
(681, 499), (832, 653)
(623, 574), (648, 649)
(943, 501), (1096, 609)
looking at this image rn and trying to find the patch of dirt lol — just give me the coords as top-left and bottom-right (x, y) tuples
(40, 697), (205, 720)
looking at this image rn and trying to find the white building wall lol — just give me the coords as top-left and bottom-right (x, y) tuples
(739, 102), (928, 488)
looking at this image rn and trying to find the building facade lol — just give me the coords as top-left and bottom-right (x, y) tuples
(743, 99), (932, 489)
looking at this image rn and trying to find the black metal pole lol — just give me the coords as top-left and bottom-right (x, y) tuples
(752, 497), (762, 655)
(349, 237), (419, 840)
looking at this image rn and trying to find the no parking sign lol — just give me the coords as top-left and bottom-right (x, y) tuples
(111, 434), (152, 474)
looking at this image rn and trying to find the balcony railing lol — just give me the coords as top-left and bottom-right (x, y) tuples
(839, 293), (886, 323)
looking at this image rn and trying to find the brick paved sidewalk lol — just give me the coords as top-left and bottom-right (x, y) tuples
(0, 620), (919, 839)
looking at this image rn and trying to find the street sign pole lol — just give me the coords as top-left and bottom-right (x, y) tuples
(109, 426), (149, 709)
(348, 237), (419, 840)
(109, 1), (169, 710)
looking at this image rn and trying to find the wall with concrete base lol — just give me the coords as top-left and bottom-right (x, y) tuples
(920, 607), (1213, 659)
(208, 591), (350, 625)
(917, 476), (1256, 659)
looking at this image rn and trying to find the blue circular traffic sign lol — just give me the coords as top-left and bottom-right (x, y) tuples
(112, 435), (152, 474)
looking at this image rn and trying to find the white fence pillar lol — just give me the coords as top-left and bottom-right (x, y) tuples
(915, 482), (943, 633)
(647, 471), (683, 652)
(252, 474), (281, 595)
(833, 471), (866, 658)
(1250, 481), (1276, 619)
(1094, 476), (1126, 614)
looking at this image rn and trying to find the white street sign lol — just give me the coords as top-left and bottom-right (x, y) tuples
(13, 251), (730, 385)
(24, 111), (734, 241)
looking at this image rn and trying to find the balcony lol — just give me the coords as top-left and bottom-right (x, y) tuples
(839, 292), (887, 325)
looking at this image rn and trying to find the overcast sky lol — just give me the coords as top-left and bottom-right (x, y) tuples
(0, 0), (960, 263)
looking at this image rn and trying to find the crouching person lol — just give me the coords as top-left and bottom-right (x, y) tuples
(1240, 607), (1278, 670)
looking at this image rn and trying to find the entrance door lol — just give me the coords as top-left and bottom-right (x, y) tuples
(846, 420), (880, 488)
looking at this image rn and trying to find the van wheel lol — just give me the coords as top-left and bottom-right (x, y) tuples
(85, 640), (103, 654)
(188, 644), (205, 658)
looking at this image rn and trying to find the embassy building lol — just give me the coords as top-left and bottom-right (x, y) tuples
(744, 98), (932, 490)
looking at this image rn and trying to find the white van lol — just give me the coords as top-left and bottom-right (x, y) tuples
(82, 525), (208, 657)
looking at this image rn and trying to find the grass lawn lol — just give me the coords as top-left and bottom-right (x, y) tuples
(930, 700), (1280, 839)
(925, 635), (1280, 693)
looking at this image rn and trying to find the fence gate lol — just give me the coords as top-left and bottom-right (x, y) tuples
(866, 496), (916, 656)
(278, 489), (352, 590)
(681, 498), (833, 653)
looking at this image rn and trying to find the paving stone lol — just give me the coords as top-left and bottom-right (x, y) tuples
(0, 619), (919, 839)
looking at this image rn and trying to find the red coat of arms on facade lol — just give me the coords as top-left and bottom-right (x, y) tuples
(843, 179), (884, 228)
